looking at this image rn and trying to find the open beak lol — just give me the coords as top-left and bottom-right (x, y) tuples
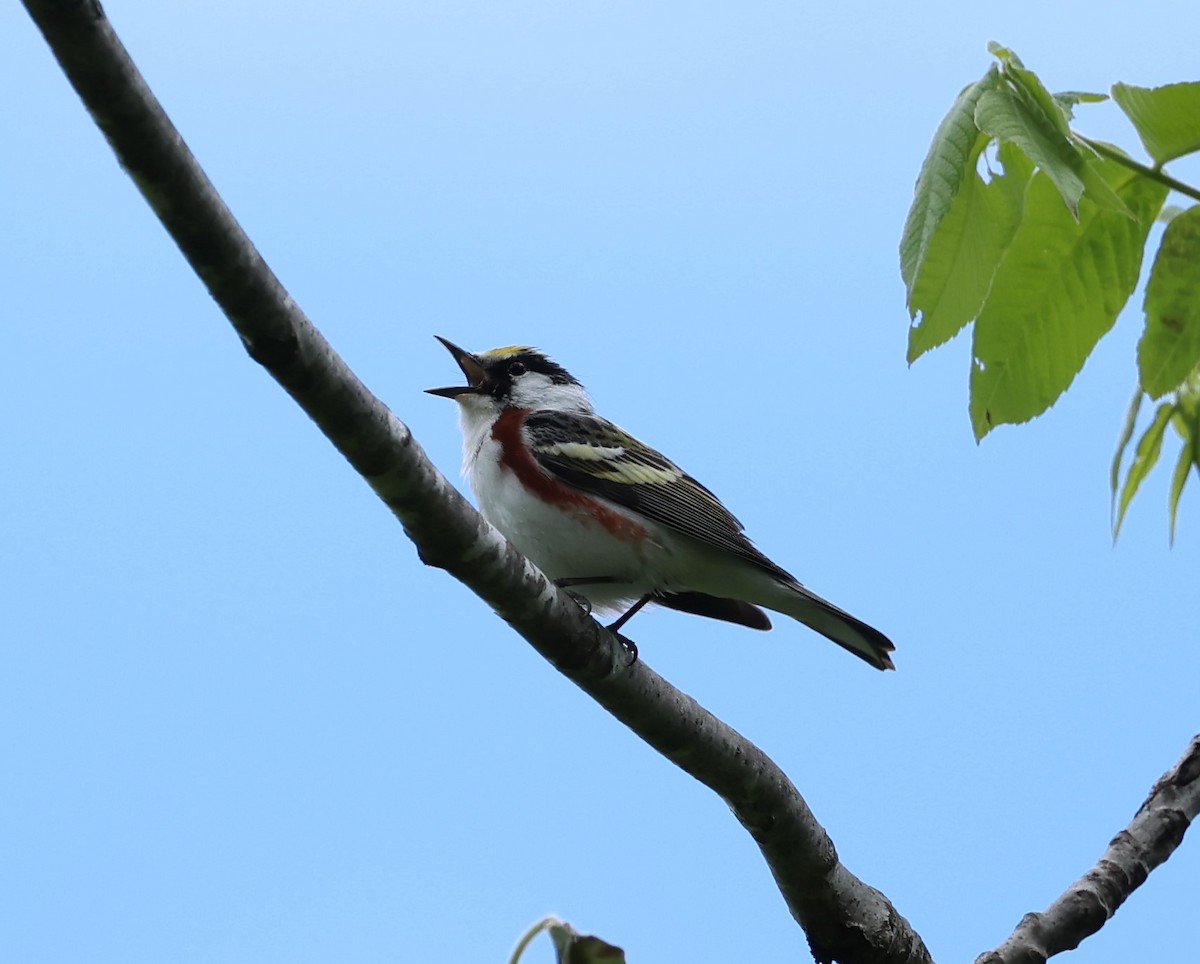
(425, 336), (488, 399)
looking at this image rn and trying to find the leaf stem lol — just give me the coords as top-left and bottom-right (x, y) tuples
(508, 917), (554, 964)
(1076, 133), (1200, 203)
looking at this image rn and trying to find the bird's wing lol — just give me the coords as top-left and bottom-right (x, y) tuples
(523, 410), (792, 581)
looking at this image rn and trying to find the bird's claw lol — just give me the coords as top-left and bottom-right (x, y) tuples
(609, 629), (638, 666)
(557, 587), (593, 616)
(554, 579), (637, 665)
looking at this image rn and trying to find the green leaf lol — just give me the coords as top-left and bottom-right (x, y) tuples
(510, 917), (625, 964)
(1111, 386), (1144, 519)
(1112, 81), (1200, 165)
(1167, 379), (1200, 542)
(1114, 401), (1174, 539)
(1167, 426), (1195, 545)
(975, 85), (1087, 216)
(1138, 204), (1200, 398)
(977, 47), (1132, 218)
(906, 140), (1032, 361)
(1076, 150), (1135, 218)
(901, 67), (1000, 292)
(1007, 61), (1074, 139)
(985, 41), (1020, 65)
(969, 159), (1169, 439)
(1167, 390), (1200, 544)
(1054, 90), (1109, 117)
(1159, 204), (1186, 224)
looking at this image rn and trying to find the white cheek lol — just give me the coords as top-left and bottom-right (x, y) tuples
(510, 376), (593, 413)
(507, 373), (553, 408)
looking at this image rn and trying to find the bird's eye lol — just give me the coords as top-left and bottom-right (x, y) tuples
(508, 361), (527, 377)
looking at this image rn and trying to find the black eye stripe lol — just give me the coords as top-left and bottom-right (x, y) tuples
(490, 350), (577, 387)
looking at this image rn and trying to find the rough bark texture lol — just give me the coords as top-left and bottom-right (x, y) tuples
(977, 734), (1200, 963)
(22, 2), (932, 961)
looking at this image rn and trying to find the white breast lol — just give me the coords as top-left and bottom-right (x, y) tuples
(478, 435), (657, 608)
(461, 419), (667, 612)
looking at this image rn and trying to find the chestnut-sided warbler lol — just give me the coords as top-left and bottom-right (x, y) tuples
(427, 337), (895, 670)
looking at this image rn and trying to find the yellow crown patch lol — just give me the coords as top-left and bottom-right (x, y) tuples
(481, 345), (535, 359)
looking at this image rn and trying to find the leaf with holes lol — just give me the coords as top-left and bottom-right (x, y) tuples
(901, 67), (1000, 297)
(907, 141), (1033, 361)
(969, 159), (1168, 440)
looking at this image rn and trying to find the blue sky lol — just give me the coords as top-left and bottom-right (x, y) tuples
(3, 2), (1198, 962)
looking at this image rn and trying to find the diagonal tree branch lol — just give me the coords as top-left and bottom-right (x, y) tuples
(977, 733), (1200, 964)
(21, 2), (930, 961)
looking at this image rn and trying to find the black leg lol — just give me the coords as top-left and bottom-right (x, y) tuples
(608, 593), (652, 634)
(554, 578), (645, 666)
(554, 576), (622, 589)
